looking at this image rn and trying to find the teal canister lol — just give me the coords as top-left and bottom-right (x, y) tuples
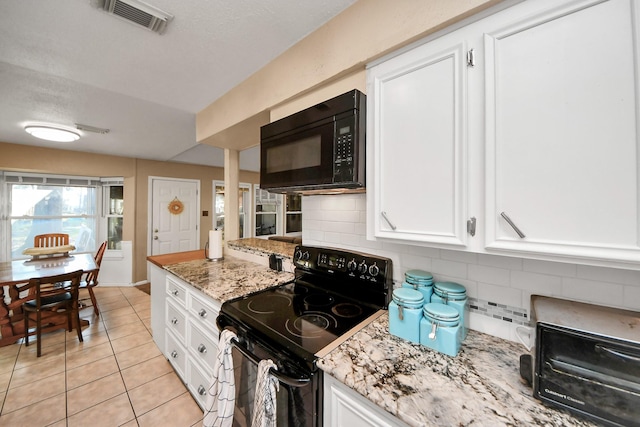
(431, 281), (468, 339)
(388, 288), (424, 344)
(419, 303), (462, 357)
(402, 269), (434, 303)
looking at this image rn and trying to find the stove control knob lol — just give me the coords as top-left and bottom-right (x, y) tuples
(368, 263), (380, 277)
(294, 250), (303, 261)
(302, 251), (310, 260)
(358, 261), (368, 274)
(347, 259), (357, 272)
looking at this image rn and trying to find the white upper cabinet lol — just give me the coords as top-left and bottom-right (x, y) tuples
(367, 0), (640, 268)
(484, 0), (640, 265)
(367, 31), (470, 247)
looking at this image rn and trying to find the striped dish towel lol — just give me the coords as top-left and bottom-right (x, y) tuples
(251, 359), (279, 427)
(203, 329), (237, 427)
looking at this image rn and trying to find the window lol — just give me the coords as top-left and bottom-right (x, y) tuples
(254, 186), (280, 238)
(4, 174), (100, 259)
(285, 194), (302, 234)
(104, 181), (124, 250)
(213, 181), (252, 240)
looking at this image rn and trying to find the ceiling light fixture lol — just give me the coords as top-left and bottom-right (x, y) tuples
(24, 124), (81, 142)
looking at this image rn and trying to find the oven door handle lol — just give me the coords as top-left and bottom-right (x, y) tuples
(230, 338), (312, 388)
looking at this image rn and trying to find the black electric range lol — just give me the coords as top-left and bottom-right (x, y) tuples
(216, 245), (393, 427)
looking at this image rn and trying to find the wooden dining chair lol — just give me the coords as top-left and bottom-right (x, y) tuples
(80, 241), (107, 316)
(21, 269), (84, 357)
(34, 233), (69, 247)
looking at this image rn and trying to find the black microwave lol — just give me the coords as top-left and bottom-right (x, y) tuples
(260, 89), (365, 194)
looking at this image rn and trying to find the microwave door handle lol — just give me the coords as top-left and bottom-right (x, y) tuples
(230, 338), (311, 388)
(596, 344), (640, 363)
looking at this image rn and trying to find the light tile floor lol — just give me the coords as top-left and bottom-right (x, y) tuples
(0, 286), (204, 427)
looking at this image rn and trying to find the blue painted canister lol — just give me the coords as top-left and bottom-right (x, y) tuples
(402, 269), (434, 303)
(419, 303), (462, 357)
(388, 288), (424, 344)
(431, 281), (468, 339)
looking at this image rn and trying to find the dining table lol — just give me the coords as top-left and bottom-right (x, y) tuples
(0, 253), (97, 347)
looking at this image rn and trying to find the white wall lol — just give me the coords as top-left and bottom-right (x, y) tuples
(302, 194), (640, 343)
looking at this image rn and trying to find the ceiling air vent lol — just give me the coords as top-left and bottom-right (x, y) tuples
(97, 0), (173, 34)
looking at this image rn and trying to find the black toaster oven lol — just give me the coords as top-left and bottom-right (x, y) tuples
(524, 296), (640, 427)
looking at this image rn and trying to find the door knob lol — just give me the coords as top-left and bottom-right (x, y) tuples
(154, 236), (158, 240)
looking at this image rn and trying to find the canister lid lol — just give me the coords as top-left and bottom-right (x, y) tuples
(405, 269), (434, 286)
(423, 303), (460, 321)
(405, 269), (433, 281)
(392, 288), (425, 304)
(434, 281), (466, 297)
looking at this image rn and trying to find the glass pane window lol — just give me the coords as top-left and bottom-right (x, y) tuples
(256, 213), (277, 236)
(285, 194), (302, 233)
(105, 184), (124, 250)
(9, 184), (97, 258)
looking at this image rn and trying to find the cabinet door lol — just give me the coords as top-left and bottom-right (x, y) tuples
(367, 32), (469, 247)
(485, 0), (640, 264)
(324, 375), (409, 427)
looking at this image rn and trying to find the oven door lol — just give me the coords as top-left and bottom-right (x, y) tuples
(230, 336), (320, 427)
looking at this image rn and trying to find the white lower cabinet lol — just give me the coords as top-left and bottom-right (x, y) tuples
(159, 272), (221, 410)
(324, 375), (409, 427)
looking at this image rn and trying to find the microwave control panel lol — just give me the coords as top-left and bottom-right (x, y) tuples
(333, 117), (356, 182)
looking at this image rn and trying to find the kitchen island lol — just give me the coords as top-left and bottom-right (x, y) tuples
(318, 312), (597, 427)
(147, 249), (294, 409)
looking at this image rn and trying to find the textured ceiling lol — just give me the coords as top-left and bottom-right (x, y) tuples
(0, 0), (356, 171)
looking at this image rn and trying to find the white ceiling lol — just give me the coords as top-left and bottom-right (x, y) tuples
(0, 0), (356, 172)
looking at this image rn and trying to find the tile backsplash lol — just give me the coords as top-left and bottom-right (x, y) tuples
(302, 193), (640, 343)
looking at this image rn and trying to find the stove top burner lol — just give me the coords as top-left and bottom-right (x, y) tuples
(285, 312), (339, 338)
(304, 294), (334, 308)
(247, 294), (291, 314)
(331, 302), (363, 318)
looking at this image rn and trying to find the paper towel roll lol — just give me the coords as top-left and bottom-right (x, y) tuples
(207, 229), (223, 260)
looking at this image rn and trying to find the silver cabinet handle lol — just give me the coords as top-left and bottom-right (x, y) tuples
(198, 309), (207, 318)
(500, 212), (526, 238)
(197, 344), (207, 354)
(197, 385), (207, 396)
(171, 350), (178, 359)
(172, 289), (179, 296)
(381, 211), (397, 230)
(170, 317), (178, 325)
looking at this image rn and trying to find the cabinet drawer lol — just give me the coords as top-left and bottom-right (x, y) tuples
(188, 292), (220, 335)
(188, 321), (218, 372)
(187, 358), (211, 411)
(166, 276), (187, 306)
(165, 330), (186, 380)
(165, 299), (186, 343)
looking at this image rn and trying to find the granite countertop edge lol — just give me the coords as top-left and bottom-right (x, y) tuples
(317, 312), (597, 427)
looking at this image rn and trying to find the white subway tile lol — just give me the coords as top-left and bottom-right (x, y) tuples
(576, 264), (640, 286)
(355, 195), (367, 211)
(322, 221), (355, 233)
(399, 254), (433, 273)
(329, 210), (360, 223)
(440, 249), (478, 264)
(323, 232), (343, 244)
(468, 312), (513, 341)
(510, 270), (562, 295)
(431, 259), (468, 280)
(315, 195), (357, 211)
(477, 282), (522, 307)
(561, 277), (624, 308)
(523, 259), (577, 277)
(478, 254), (523, 271)
(468, 264), (510, 287)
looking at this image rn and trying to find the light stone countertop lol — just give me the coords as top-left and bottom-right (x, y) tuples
(163, 256), (294, 303)
(318, 312), (598, 427)
(227, 237), (297, 259)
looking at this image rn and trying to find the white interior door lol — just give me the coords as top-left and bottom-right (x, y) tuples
(150, 177), (200, 255)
